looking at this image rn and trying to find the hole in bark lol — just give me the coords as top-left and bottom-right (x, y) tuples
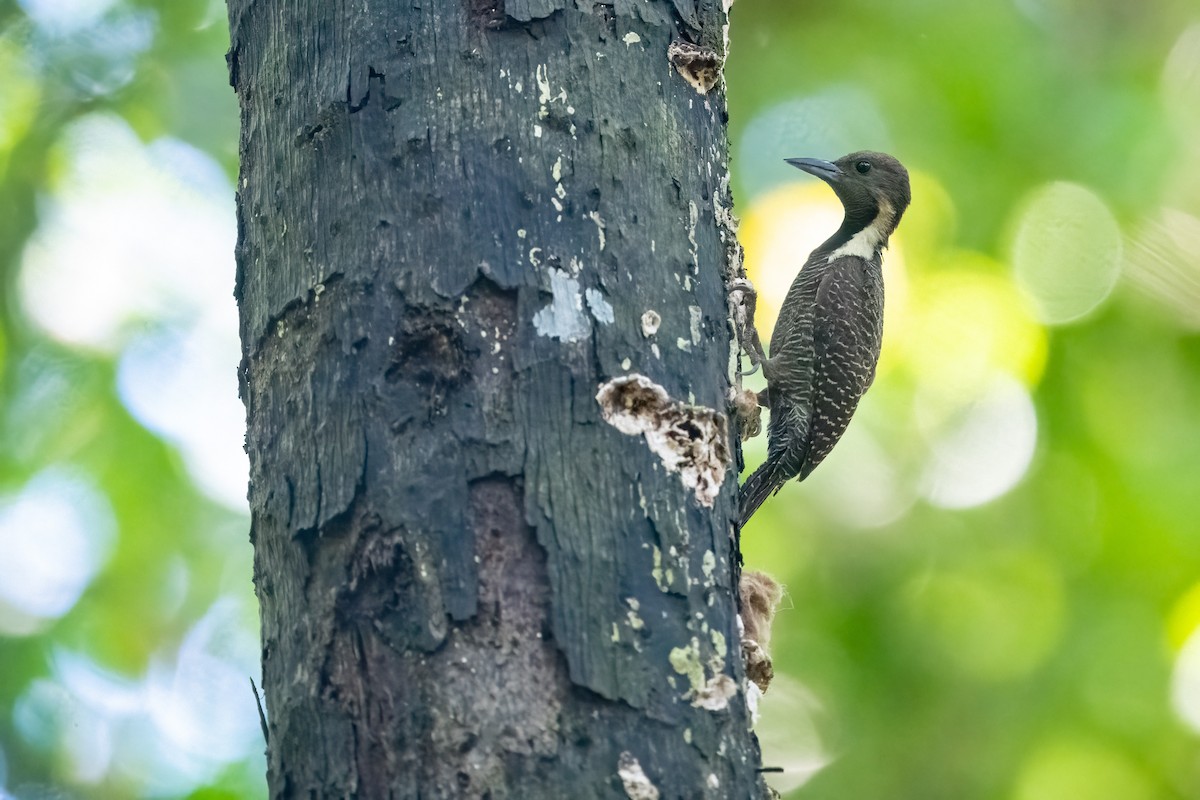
(348, 534), (412, 611)
(385, 314), (470, 411)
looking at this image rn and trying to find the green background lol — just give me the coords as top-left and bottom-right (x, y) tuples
(1, 0), (1199, 797)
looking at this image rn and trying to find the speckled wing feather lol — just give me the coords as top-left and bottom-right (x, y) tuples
(797, 255), (884, 479)
(761, 260), (823, 465)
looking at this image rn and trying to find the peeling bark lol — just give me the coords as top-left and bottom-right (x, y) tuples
(228, 0), (762, 796)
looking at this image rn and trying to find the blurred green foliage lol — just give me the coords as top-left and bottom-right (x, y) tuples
(1, 0), (1199, 798)
(729, 1), (1200, 798)
(1, 0), (259, 797)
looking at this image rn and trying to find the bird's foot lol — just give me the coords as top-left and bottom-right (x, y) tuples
(728, 276), (757, 301)
(727, 278), (767, 371)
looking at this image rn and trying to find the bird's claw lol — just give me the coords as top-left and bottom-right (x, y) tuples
(728, 277), (757, 299)
(728, 278), (767, 373)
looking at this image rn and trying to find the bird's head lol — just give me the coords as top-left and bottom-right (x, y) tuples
(786, 151), (911, 240)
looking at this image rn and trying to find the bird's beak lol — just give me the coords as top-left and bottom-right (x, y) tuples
(786, 157), (841, 182)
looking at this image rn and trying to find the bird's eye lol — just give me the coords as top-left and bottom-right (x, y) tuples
(855, 160), (872, 174)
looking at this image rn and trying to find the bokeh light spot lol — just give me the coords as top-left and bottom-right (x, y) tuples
(147, 598), (261, 763)
(117, 321), (248, 510)
(1171, 627), (1200, 733)
(10, 602), (261, 795)
(1167, 582), (1200, 652)
(12, 675), (114, 785)
(19, 114), (235, 352)
(0, 468), (115, 634)
(1011, 181), (1122, 324)
(918, 376), (1038, 509)
(1161, 22), (1200, 136)
(20, 113), (247, 510)
(17, 0), (121, 35)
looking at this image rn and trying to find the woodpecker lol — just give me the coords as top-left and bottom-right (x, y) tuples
(739, 151), (911, 526)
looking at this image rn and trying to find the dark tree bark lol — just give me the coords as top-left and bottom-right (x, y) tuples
(227, 0), (762, 796)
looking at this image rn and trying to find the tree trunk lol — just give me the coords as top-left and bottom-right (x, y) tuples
(227, 0), (762, 796)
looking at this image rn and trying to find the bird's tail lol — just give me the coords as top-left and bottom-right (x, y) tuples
(739, 453), (788, 527)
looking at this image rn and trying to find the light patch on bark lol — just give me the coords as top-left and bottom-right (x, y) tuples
(701, 550), (716, 586)
(536, 63), (551, 113)
(586, 210), (607, 250)
(618, 752), (661, 800)
(595, 374), (731, 507)
(650, 545), (673, 591)
(691, 673), (738, 711)
(710, 628), (727, 659)
(688, 305), (703, 345)
(686, 201), (699, 273)
(669, 637), (705, 692)
(533, 269), (590, 342)
(668, 635), (737, 711)
(744, 679), (762, 723)
(625, 597), (645, 631)
(640, 309), (661, 337)
(585, 288), (614, 324)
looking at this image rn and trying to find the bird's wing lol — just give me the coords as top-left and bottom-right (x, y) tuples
(798, 261), (883, 479)
(761, 261), (823, 464)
